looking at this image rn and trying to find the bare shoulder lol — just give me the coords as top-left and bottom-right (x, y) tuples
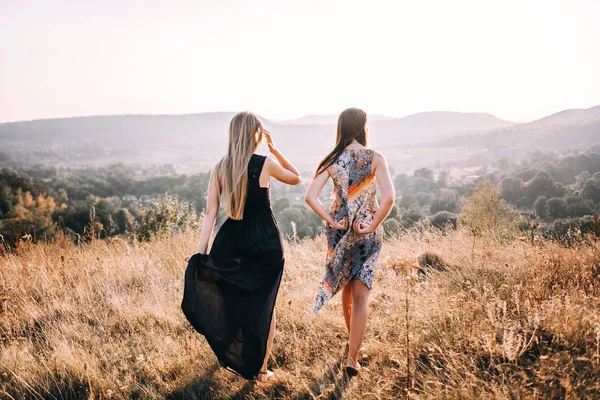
(263, 156), (275, 169)
(371, 150), (388, 166)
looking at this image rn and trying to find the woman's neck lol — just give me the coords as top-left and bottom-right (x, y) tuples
(345, 140), (365, 150)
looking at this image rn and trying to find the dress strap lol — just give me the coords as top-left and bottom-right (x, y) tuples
(248, 154), (267, 187)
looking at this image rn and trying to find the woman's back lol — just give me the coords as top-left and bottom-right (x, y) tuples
(314, 147), (383, 313)
(213, 154), (282, 257)
(329, 148), (378, 225)
(243, 154), (272, 215)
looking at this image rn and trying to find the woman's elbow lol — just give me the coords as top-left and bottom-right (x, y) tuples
(292, 175), (302, 185)
(304, 192), (315, 205)
(381, 195), (395, 207)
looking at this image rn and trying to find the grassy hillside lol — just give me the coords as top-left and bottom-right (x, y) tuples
(1, 229), (599, 399)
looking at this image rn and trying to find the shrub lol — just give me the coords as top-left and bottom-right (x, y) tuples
(566, 196), (595, 217)
(137, 195), (199, 240)
(417, 251), (450, 277)
(457, 180), (520, 240)
(430, 189), (459, 214)
(430, 211), (457, 229)
(401, 209), (423, 228)
(547, 216), (596, 245)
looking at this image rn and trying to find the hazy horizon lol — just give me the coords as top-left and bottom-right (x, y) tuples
(0, 108), (529, 125)
(1, 0), (599, 124)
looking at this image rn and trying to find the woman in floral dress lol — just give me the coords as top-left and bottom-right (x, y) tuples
(305, 108), (395, 377)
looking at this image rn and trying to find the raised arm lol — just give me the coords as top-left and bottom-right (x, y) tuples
(353, 151), (395, 234)
(262, 130), (301, 185)
(188, 172), (220, 258)
(305, 170), (349, 230)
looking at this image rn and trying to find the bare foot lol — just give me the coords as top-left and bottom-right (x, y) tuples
(257, 370), (274, 382)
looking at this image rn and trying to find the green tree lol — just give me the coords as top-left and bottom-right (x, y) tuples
(430, 189), (459, 214)
(393, 173), (409, 192)
(548, 197), (568, 219)
(114, 208), (135, 234)
(399, 194), (419, 210)
(272, 197), (291, 214)
(534, 196), (549, 220)
(414, 168), (434, 180)
(436, 170), (450, 188)
(582, 178), (600, 203)
(525, 171), (557, 205)
(499, 177), (524, 204)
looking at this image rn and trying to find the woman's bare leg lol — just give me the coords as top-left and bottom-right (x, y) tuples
(347, 280), (370, 369)
(341, 282), (353, 333)
(260, 309), (276, 374)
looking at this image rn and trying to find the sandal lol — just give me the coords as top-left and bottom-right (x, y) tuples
(345, 362), (361, 378)
(345, 351), (361, 378)
(257, 369), (274, 382)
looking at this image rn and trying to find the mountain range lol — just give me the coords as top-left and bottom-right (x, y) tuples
(0, 106), (598, 172)
(430, 105), (600, 152)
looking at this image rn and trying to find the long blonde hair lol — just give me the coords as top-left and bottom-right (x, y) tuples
(212, 111), (264, 220)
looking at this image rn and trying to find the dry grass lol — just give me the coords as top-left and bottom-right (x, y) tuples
(1, 228), (600, 399)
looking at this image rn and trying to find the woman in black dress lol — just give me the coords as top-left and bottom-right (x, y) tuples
(181, 111), (301, 381)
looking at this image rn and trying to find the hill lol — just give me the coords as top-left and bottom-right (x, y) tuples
(0, 111), (516, 171)
(525, 105), (600, 128)
(278, 114), (396, 125)
(429, 104), (600, 151)
(371, 111), (515, 142)
(1, 229), (599, 398)
(2, 106), (599, 173)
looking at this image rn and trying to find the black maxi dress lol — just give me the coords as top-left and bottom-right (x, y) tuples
(181, 154), (284, 379)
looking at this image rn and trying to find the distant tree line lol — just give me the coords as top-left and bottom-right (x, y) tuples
(3, 144), (600, 247)
(0, 164), (210, 246)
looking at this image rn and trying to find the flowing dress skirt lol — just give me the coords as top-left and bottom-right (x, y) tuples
(181, 212), (284, 379)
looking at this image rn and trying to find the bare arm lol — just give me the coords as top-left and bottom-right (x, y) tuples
(305, 170), (349, 230)
(188, 173), (220, 258)
(353, 151), (395, 234)
(263, 130), (301, 185)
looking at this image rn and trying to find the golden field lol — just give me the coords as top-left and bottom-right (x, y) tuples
(1, 228), (600, 399)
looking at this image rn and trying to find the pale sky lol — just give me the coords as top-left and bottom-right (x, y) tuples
(1, 0), (599, 123)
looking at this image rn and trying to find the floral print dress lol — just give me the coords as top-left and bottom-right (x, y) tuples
(314, 148), (383, 313)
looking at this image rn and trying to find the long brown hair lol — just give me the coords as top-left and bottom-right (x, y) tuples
(314, 108), (368, 177)
(212, 111), (264, 220)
